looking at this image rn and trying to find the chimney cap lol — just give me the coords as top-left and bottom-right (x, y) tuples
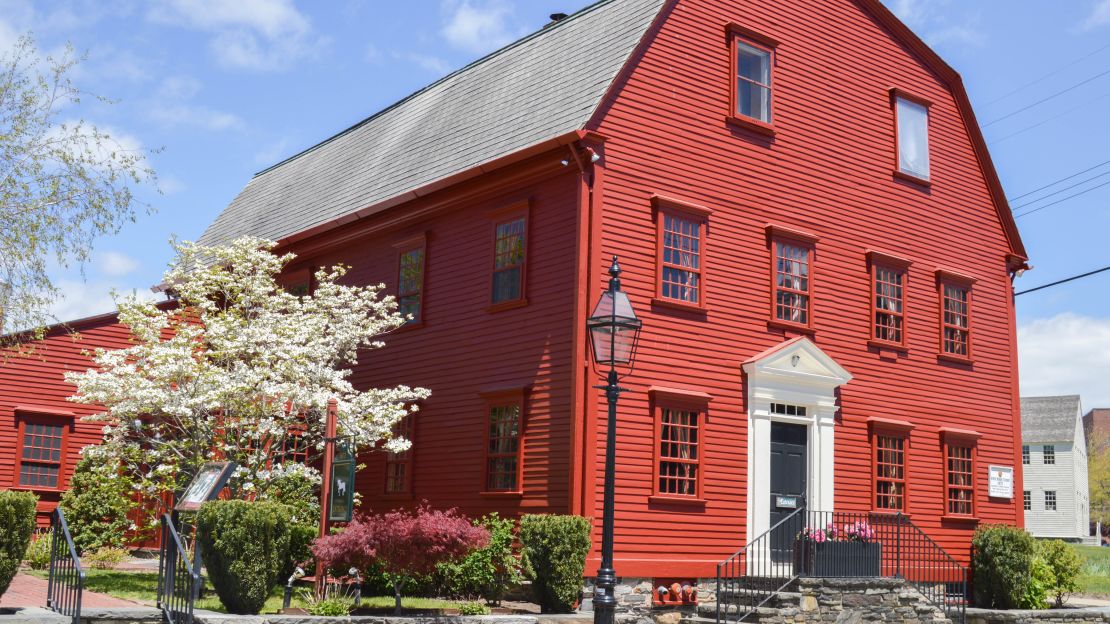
(549, 12), (568, 21)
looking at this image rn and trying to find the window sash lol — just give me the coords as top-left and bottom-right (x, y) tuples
(385, 415), (414, 494)
(896, 96), (930, 179)
(485, 403), (521, 491)
(874, 434), (906, 511)
(657, 407), (700, 497)
(945, 444), (974, 516)
(1022, 445), (1030, 464)
(736, 41), (772, 122)
(873, 266), (905, 344)
(491, 217), (526, 304)
(941, 284), (970, 356)
(1045, 491), (1057, 511)
(397, 246), (425, 323)
(18, 421), (65, 489)
(774, 241), (811, 325)
(660, 212), (703, 304)
(1023, 491), (1032, 511)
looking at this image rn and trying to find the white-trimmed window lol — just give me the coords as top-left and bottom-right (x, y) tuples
(1023, 491), (1031, 511)
(1022, 445), (1030, 464)
(1043, 445), (1055, 465)
(1045, 490), (1057, 511)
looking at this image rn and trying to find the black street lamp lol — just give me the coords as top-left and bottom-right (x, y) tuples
(586, 257), (642, 624)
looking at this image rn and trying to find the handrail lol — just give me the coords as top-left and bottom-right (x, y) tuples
(158, 513), (201, 624)
(717, 506), (807, 624)
(46, 508), (84, 624)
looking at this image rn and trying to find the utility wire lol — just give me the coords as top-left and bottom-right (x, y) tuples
(983, 67), (1110, 127)
(1007, 158), (1110, 202)
(984, 41), (1110, 106)
(989, 90), (1110, 145)
(1015, 264), (1110, 296)
(1014, 178), (1110, 218)
(1011, 169), (1110, 210)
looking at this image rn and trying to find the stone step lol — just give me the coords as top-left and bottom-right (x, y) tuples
(697, 592), (802, 618)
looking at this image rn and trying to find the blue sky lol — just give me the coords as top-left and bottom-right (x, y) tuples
(4, 0), (1109, 406)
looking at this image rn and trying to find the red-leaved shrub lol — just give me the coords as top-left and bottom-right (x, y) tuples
(312, 504), (489, 613)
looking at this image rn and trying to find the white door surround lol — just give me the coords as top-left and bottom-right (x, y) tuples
(742, 337), (852, 544)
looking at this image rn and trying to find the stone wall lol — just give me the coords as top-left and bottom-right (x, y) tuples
(965, 608), (1110, 624)
(756, 578), (951, 624)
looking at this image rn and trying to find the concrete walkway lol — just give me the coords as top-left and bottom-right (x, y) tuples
(0, 572), (140, 609)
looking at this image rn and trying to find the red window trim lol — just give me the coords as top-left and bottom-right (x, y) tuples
(12, 409), (72, 492)
(394, 234), (428, 328)
(890, 88), (932, 187)
(867, 251), (912, 350)
(766, 225), (818, 332)
(488, 202), (529, 312)
(942, 431), (978, 520)
(936, 270), (975, 363)
(384, 413), (416, 496)
(725, 23), (778, 137)
(480, 388), (525, 494)
(650, 388), (710, 504)
(652, 195), (711, 311)
(869, 421), (910, 514)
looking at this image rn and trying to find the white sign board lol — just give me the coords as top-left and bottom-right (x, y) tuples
(988, 465), (1014, 499)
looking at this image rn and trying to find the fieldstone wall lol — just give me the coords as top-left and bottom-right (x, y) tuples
(755, 578), (951, 624)
(965, 607), (1110, 624)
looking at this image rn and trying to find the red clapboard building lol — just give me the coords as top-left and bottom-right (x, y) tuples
(2, 0), (1027, 584)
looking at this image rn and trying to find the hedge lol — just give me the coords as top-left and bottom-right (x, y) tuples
(520, 514), (591, 613)
(0, 490), (38, 598)
(197, 500), (292, 614)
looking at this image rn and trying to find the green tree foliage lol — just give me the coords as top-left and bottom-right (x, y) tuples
(519, 514), (592, 613)
(1022, 555), (1055, 609)
(0, 490), (37, 597)
(59, 455), (137, 554)
(1089, 431), (1110, 526)
(196, 500), (292, 615)
(439, 513), (523, 605)
(256, 467), (319, 582)
(23, 531), (51, 570)
(0, 35), (155, 336)
(971, 524), (1039, 609)
(1039, 540), (1082, 606)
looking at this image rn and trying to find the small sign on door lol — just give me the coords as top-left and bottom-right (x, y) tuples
(776, 495), (799, 509)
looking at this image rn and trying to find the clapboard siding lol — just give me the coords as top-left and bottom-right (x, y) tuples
(582, 0), (1022, 576)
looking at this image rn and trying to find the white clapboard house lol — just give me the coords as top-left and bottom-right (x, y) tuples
(1021, 395), (1094, 543)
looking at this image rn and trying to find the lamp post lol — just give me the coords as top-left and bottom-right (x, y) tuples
(586, 257), (642, 624)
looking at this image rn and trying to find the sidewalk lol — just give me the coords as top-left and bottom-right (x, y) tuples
(0, 572), (140, 609)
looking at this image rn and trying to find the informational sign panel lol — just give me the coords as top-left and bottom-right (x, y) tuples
(988, 465), (1014, 499)
(175, 461), (237, 511)
(328, 444), (356, 522)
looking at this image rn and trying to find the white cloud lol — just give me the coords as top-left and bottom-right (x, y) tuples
(1079, 0), (1110, 31)
(1018, 313), (1110, 408)
(441, 0), (520, 54)
(47, 279), (157, 324)
(146, 0), (326, 71)
(145, 76), (244, 131)
(882, 0), (985, 48)
(159, 174), (187, 195)
(97, 251), (140, 277)
(253, 138), (290, 166)
(925, 23), (986, 48)
(394, 51), (450, 74)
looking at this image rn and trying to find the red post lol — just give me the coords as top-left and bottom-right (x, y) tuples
(316, 398), (338, 592)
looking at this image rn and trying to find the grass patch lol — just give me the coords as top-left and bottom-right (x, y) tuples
(1075, 545), (1110, 596)
(26, 569), (461, 613)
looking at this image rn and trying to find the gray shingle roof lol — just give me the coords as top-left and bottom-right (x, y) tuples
(197, 0), (665, 247)
(1021, 395), (1082, 443)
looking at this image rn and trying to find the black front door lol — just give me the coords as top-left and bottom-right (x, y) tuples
(769, 422), (808, 562)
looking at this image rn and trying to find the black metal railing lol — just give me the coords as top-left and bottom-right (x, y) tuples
(717, 509), (966, 624)
(46, 508), (84, 624)
(158, 513), (201, 624)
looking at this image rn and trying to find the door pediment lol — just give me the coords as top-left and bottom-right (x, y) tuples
(742, 337), (852, 388)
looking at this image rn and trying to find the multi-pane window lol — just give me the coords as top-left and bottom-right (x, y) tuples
(774, 241), (811, 325)
(1045, 490), (1057, 511)
(657, 407), (700, 497)
(397, 245), (426, 324)
(873, 266), (905, 344)
(491, 216), (526, 305)
(660, 213), (704, 304)
(941, 284), (970, 357)
(736, 40), (772, 123)
(875, 434), (906, 511)
(1022, 445), (1030, 464)
(1043, 445), (1055, 465)
(485, 403), (522, 491)
(385, 415), (414, 494)
(946, 444), (974, 516)
(1023, 491), (1032, 511)
(277, 428), (309, 465)
(280, 267), (311, 297)
(19, 422), (65, 488)
(771, 403), (806, 417)
(895, 95), (930, 180)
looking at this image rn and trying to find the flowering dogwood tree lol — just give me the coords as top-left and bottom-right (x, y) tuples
(65, 237), (429, 522)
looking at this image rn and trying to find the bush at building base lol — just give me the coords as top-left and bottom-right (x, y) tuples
(197, 500), (292, 615)
(1039, 539), (1081, 607)
(519, 514), (592, 613)
(439, 512), (522, 606)
(59, 455), (138, 554)
(972, 524), (1041, 609)
(0, 490), (38, 598)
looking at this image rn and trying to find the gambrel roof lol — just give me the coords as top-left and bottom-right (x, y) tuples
(197, 0), (665, 247)
(1022, 395), (1082, 444)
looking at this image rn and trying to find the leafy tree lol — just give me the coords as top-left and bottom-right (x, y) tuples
(1089, 430), (1110, 527)
(439, 512), (522, 605)
(59, 454), (138, 553)
(65, 237), (429, 525)
(1039, 539), (1081, 607)
(971, 524), (1038, 609)
(312, 504), (489, 615)
(0, 35), (155, 336)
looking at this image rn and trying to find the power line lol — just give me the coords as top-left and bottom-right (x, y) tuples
(983, 66), (1110, 127)
(1014, 179), (1110, 218)
(984, 41), (1110, 106)
(1011, 169), (1110, 210)
(1008, 158), (1110, 202)
(1015, 264), (1110, 296)
(989, 90), (1110, 145)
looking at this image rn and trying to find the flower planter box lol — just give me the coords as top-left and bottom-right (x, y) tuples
(793, 540), (882, 577)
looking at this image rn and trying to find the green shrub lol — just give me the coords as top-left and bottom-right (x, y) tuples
(439, 513), (522, 605)
(0, 490), (38, 597)
(458, 601), (492, 615)
(519, 514), (591, 613)
(1021, 556), (1055, 609)
(59, 455), (137, 554)
(299, 583), (357, 616)
(85, 547), (130, 570)
(1039, 540), (1081, 606)
(23, 530), (51, 571)
(258, 467), (319, 582)
(972, 524), (1039, 609)
(197, 500), (292, 614)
